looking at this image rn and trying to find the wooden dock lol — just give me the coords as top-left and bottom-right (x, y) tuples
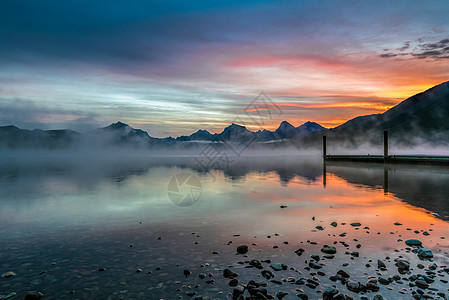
(324, 155), (449, 165)
(322, 131), (449, 166)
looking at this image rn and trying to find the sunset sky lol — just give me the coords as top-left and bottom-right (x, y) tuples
(1, 0), (449, 137)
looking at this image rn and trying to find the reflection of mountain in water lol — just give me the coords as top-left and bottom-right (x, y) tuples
(0, 156), (323, 200)
(1, 156), (448, 221)
(325, 162), (449, 221)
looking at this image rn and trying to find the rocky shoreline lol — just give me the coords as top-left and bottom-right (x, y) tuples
(1, 219), (448, 300)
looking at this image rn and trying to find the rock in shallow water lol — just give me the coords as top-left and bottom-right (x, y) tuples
(1, 271), (16, 278)
(405, 239), (422, 247)
(396, 259), (410, 270)
(261, 269), (275, 279)
(377, 259), (387, 270)
(296, 293), (309, 299)
(295, 248), (305, 256)
(347, 281), (360, 292)
(323, 287), (339, 299)
(417, 248), (433, 260)
(24, 291), (43, 300)
(276, 291), (288, 299)
(415, 279), (429, 289)
(270, 263), (283, 271)
(1, 292), (16, 300)
(223, 269), (238, 279)
(236, 245), (248, 254)
(321, 245), (337, 254)
(233, 285), (245, 297)
(308, 261), (322, 269)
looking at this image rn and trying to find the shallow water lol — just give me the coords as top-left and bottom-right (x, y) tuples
(0, 155), (448, 299)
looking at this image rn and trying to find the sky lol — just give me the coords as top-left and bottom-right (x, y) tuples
(1, 0), (449, 137)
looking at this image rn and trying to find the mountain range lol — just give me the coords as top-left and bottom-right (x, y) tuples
(1, 81), (448, 150)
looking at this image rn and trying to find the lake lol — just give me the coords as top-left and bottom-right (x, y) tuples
(0, 155), (448, 299)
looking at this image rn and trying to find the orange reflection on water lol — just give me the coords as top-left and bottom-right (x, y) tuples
(234, 170), (449, 251)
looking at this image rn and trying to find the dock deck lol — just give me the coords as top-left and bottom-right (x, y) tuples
(325, 155), (449, 165)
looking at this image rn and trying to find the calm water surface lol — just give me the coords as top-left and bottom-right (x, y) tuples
(0, 155), (448, 299)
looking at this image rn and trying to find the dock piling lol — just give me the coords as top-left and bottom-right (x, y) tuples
(323, 134), (327, 159)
